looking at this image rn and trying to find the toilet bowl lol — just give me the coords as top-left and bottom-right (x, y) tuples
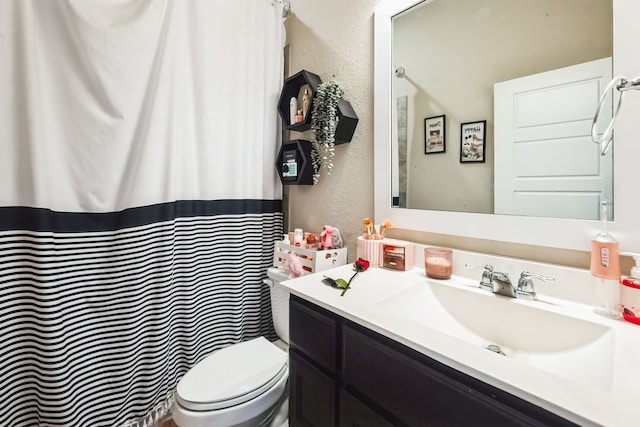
(172, 267), (290, 427)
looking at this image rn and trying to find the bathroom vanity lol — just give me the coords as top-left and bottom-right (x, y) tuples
(279, 248), (640, 426)
(288, 295), (574, 426)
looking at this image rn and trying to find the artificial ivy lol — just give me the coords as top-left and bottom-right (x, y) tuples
(310, 80), (344, 184)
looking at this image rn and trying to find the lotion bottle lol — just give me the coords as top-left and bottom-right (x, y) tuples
(289, 97), (297, 125)
(590, 201), (621, 318)
(293, 228), (304, 247)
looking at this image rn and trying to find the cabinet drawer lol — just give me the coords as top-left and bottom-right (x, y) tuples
(342, 324), (575, 427)
(289, 295), (337, 374)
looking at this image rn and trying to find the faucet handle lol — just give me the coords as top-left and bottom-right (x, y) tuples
(465, 264), (493, 291)
(516, 271), (555, 300)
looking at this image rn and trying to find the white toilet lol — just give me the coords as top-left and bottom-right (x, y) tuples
(172, 267), (290, 427)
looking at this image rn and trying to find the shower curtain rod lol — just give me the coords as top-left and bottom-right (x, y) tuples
(272, 0), (290, 17)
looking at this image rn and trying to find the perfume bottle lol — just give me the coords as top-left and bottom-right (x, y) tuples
(302, 88), (310, 119)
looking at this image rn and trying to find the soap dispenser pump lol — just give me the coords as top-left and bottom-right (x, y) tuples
(590, 201), (621, 318)
(620, 252), (640, 325)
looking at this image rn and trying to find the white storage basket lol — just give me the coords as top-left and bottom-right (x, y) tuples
(273, 241), (347, 274)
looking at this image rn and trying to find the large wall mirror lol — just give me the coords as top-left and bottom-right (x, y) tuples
(374, 0), (640, 252)
(392, 0), (612, 221)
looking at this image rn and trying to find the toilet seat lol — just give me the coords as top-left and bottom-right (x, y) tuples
(176, 337), (288, 412)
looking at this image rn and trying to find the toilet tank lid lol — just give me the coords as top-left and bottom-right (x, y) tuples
(267, 267), (290, 282)
(177, 337), (287, 406)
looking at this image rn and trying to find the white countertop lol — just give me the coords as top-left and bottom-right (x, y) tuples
(278, 260), (640, 427)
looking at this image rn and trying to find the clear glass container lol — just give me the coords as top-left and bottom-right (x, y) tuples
(424, 247), (452, 279)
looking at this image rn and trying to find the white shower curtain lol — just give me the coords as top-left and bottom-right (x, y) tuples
(0, 1), (285, 426)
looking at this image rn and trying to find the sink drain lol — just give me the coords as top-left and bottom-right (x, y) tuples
(486, 344), (506, 356)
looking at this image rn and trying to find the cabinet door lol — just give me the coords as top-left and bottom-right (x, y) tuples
(289, 350), (336, 427)
(289, 295), (337, 374)
(342, 324), (576, 427)
(339, 389), (395, 427)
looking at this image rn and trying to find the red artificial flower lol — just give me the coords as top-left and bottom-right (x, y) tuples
(354, 258), (370, 272)
(323, 258), (371, 296)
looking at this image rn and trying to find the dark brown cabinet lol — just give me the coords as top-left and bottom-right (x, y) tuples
(339, 389), (394, 427)
(289, 350), (335, 427)
(288, 295), (579, 427)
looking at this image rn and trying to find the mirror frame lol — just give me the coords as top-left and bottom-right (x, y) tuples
(374, 0), (640, 253)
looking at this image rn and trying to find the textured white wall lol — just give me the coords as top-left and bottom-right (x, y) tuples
(285, 0), (377, 261)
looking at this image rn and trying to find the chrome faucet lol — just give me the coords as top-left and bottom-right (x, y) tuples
(466, 264), (554, 301)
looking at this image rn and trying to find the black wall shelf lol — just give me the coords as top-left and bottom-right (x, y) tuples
(277, 70), (322, 132)
(278, 69), (359, 143)
(276, 139), (314, 185)
(335, 99), (359, 144)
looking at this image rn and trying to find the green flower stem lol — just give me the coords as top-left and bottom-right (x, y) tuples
(340, 270), (360, 296)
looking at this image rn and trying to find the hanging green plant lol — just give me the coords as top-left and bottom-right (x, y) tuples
(310, 80), (344, 184)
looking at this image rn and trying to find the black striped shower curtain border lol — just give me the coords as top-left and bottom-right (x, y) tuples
(0, 199), (283, 426)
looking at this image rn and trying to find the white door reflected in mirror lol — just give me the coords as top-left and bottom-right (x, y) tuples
(494, 58), (613, 220)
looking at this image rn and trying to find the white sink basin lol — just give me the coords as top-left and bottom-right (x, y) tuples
(377, 279), (614, 392)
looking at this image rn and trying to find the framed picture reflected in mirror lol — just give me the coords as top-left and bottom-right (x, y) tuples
(460, 120), (486, 163)
(424, 115), (446, 154)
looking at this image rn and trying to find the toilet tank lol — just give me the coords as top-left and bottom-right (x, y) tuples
(266, 267), (290, 343)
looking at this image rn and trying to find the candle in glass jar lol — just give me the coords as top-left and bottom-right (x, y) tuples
(424, 248), (452, 279)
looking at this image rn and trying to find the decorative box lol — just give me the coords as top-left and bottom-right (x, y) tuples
(382, 239), (414, 271)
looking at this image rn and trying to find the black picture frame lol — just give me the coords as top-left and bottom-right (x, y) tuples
(460, 120), (486, 163)
(424, 115), (446, 154)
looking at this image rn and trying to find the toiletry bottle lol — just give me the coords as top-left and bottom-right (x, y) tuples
(289, 97), (297, 125)
(590, 201), (621, 318)
(620, 252), (640, 324)
(293, 228), (304, 247)
(302, 88), (310, 119)
(295, 109), (303, 123)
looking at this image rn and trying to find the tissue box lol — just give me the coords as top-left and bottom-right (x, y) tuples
(382, 239), (414, 271)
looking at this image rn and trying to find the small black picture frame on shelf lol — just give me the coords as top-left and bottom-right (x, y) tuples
(424, 115), (446, 154)
(460, 120), (486, 163)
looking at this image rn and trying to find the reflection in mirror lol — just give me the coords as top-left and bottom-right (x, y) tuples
(391, 0), (613, 220)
